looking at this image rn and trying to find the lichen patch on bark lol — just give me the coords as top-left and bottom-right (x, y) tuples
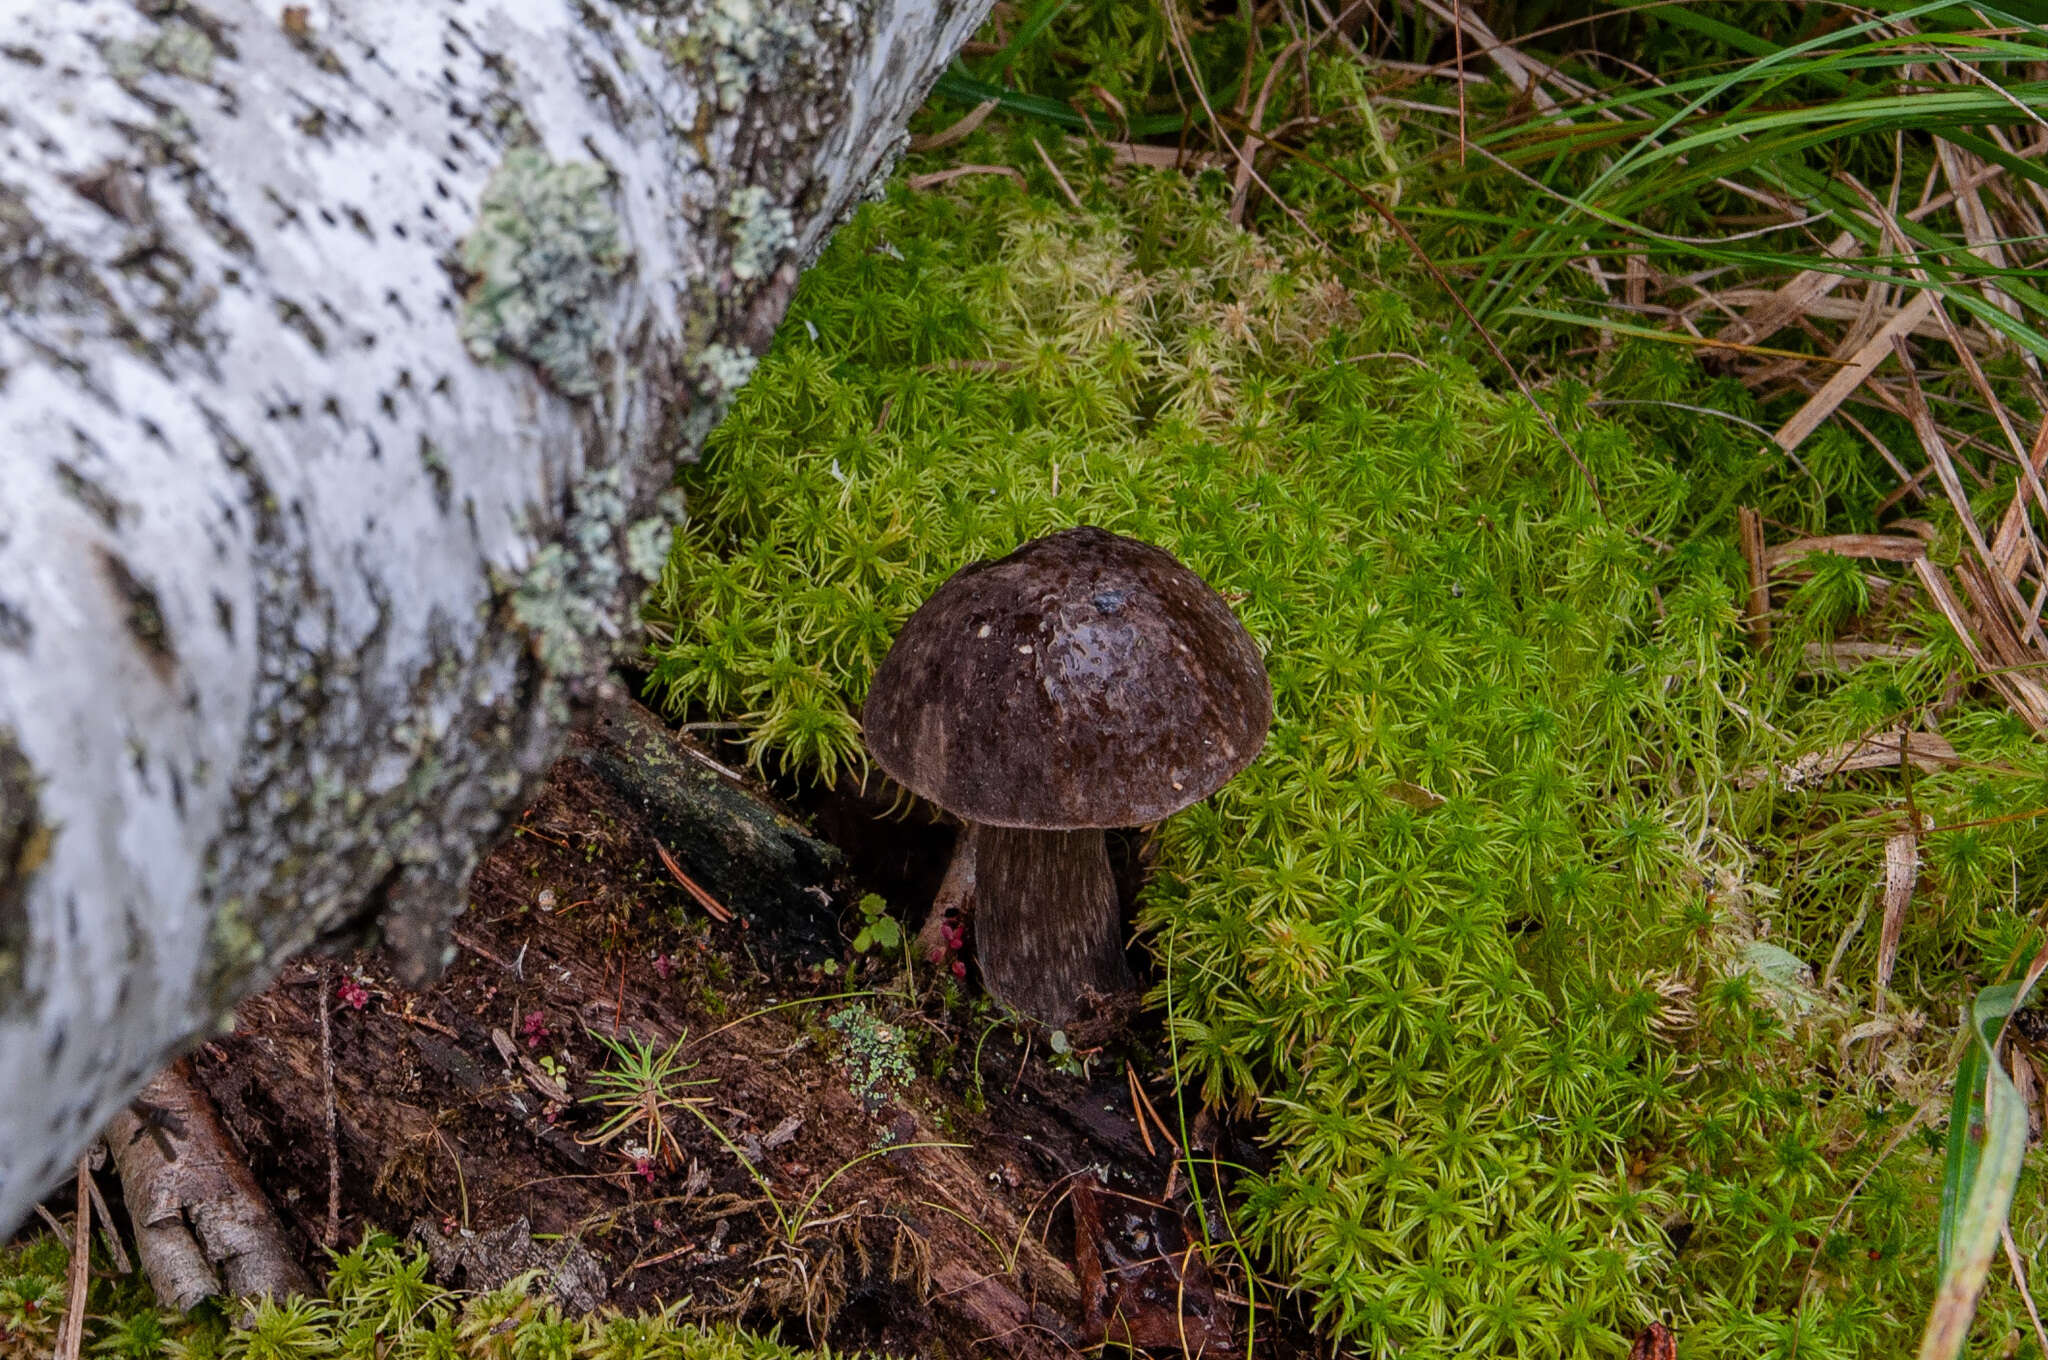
(459, 146), (630, 398)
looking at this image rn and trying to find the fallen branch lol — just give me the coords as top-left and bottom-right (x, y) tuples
(104, 1060), (310, 1310)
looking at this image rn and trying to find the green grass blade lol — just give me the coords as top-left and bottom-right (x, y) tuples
(981, 0), (1074, 75)
(929, 68), (1189, 137)
(1921, 976), (2041, 1360)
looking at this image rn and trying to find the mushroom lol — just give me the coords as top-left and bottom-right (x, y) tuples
(862, 526), (1272, 1027)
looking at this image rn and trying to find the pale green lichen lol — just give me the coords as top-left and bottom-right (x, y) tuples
(510, 544), (595, 676)
(459, 148), (629, 398)
(726, 185), (794, 282)
(510, 467), (642, 679)
(105, 20), (217, 84)
(669, 344), (761, 451)
(663, 0), (847, 112)
(207, 896), (266, 986)
(697, 343), (757, 394)
(626, 515), (676, 579)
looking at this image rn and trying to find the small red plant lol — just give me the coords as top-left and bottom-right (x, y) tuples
(521, 1010), (551, 1048)
(337, 978), (370, 1010)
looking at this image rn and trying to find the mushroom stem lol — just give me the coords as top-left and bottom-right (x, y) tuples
(967, 822), (1134, 1027)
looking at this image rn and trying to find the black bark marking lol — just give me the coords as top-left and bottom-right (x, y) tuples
(54, 458), (124, 530)
(0, 597), (30, 651)
(101, 548), (177, 673)
(419, 436), (452, 513)
(0, 728), (47, 1008)
(273, 296), (328, 354)
(69, 163), (149, 223)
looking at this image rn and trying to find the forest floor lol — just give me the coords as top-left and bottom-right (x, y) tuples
(177, 703), (1301, 1358)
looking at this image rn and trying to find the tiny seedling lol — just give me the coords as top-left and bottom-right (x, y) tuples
(578, 1031), (712, 1173)
(850, 892), (901, 955)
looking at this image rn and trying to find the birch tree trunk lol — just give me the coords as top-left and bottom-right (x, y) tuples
(0, 0), (991, 1230)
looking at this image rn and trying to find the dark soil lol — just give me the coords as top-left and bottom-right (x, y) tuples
(189, 722), (1318, 1357)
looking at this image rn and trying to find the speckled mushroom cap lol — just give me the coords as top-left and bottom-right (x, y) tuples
(862, 526), (1272, 829)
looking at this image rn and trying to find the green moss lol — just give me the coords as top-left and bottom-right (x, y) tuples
(0, 1230), (840, 1358)
(647, 167), (2048, 1356)
(459, 147), (629, 398)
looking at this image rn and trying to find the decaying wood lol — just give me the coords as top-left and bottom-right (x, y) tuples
(568, 689), (843, 960)
(104, 1060), (310, 1310)
(174, 753), (1270, 1356)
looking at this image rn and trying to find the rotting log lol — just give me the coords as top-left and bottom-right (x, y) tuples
(568, 688), (843, 959)
(0, 0), (994, 1228)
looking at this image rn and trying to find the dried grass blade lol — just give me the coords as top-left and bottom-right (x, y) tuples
(1800, 641), (1925, 672)
(2004, 1223), (2048, 1360)
(55, 1156), (89, 1360)
(1029, 138), (1086, 211)
(907, 165), (1027, 192)
(1762, 534), (1929, 571)
(1889, 335), (2046, 652)
(1718, 231), (1863, 349)
(1408, 0), (1568, 111)
(1773, 292), (1937, 454)
(1877, 819), (1921, 996)
(1912, 558), (2048, 732)
(1991, 411), (2048, 579)
(1738, 506), (1771, 644)
(1741, 730), (1962, 790)
(910, 100), (999, 152)
(1079, 138), (1228, 171)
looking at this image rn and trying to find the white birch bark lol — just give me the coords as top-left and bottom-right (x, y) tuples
(0, 0), (991, 1229)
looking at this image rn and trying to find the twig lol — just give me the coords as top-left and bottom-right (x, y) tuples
(82, 1150), (132, 1274)
(55, 1155), (90, 1360)
(319, 964), (341, 1249)
(2005, 1224), (2048, 1360)
(393, 1006), (460, 1040)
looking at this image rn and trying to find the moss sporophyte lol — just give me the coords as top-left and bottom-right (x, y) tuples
(648, 168), (2048, 1354)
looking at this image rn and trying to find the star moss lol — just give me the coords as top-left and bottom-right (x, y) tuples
(649, 165), (2048, 1356)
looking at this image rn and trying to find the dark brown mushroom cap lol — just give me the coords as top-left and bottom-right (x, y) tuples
(862, 526), (1272, 829)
